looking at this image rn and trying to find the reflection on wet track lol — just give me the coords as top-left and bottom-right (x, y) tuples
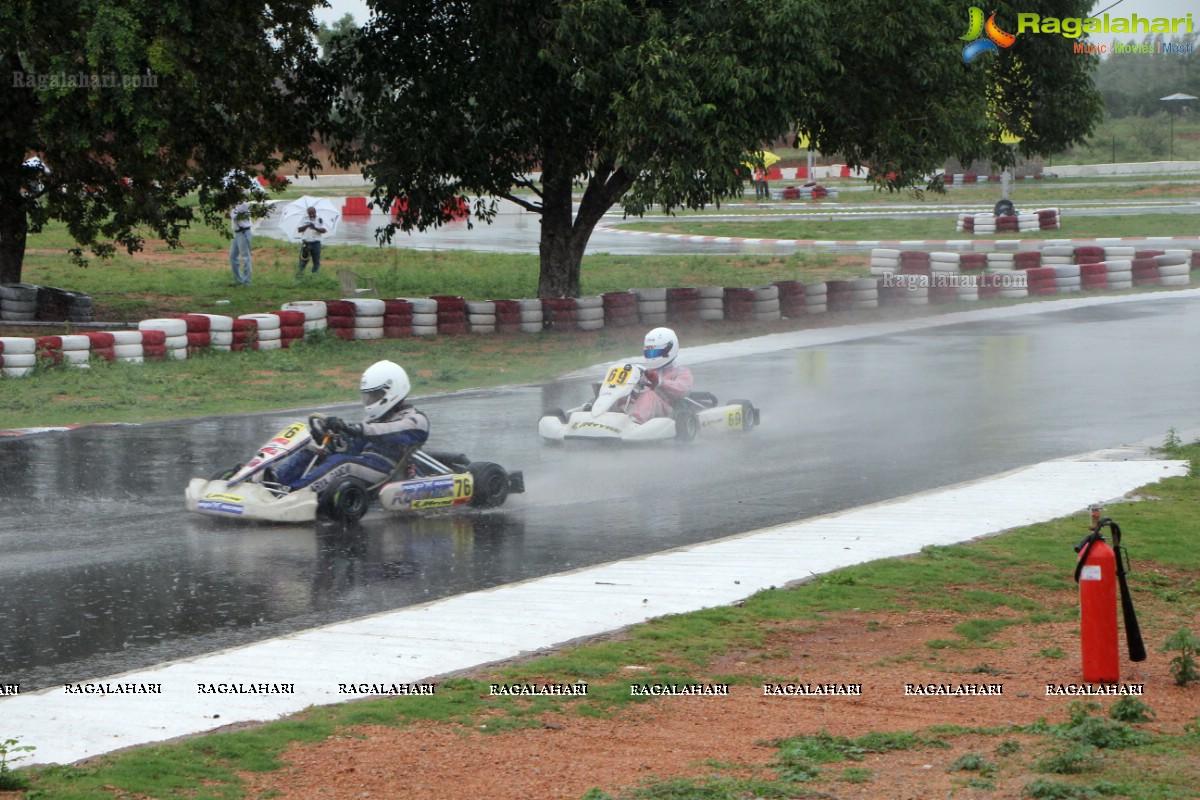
(3, 296), (1200, 690)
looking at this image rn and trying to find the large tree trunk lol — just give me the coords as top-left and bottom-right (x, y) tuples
(0, 189), (28, 285)
(536, 159), (634, 298)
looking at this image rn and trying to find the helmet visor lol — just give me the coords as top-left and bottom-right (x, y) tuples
(644, 345), (672, 360)
(362, 388), (387, 406)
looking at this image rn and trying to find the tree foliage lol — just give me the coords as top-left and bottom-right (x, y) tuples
(326, 0), (1102, 297)
(0, 0), (324, 284)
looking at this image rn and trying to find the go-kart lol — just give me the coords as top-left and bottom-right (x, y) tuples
(185, 415), (524, 523)
(537, 361), (760, 444)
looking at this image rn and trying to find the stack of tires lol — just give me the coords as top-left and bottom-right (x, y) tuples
(632, 288), (667, 325)
(976, 272), (1001, 301)
(665, 288), (700, 324)
(1040, 245), (1075, 266)
(466, 300), (496, 334)
(238, 313), (285, 350)
(1103, 246), (1136, 261)
(723, 287), (755, 321)
(824, 280), (855, 312)
(1073, 246), (1106, 267)
(407, 298), (439, 336)
(1156, 251), (1191, 287)
(1131, 256), (1159, 287)
(324, 300), (358, 340)
(1053, 264), (1082, 294)
(36, 287), (94, 322)
(281, 301), (328, 334)
(752, 285), (782, 320)
(106, 329), (146, 362)
(1079, 262), (1108, 291)
(1013, 251), (1041, 270)
(433, 295), (468, 335)
(139, 318), (189, 360)
(929, 253), (961, 304)
(172, 313), (216, 354)
(993, 214), (1019, 234)
(0, 336), (36, 376)
(698, 287), (726, 321)
(959, 253), (987, 273)
(869, 248), (900, 276)
(1104, 260), (1133, 290)
(347, 298), (386, 340)
(518, 299), (543, 333)
(773, 281), (806, 318)
(1, 284), (38, 321)
(271, 310), (307, 347)
(803, 282), (827, 314)
(1036, 209), (1061, 230)
(575, 295), (605, 331)
(848, 278), (879, 310)
(382, 299), (414, 337)
(602, 292), (639, 327)
(1024, 267), (1058, 296)
(36, 335), (91, 367)
(83, 332), (116, 362)
(491, 299), (523, 334)
(540, 297), (579, 331)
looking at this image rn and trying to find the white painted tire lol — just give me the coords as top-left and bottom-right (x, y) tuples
(1157, 263), (1189, 277)
(195, 314), (234, 331)
(353, 327), (384, 340)
(929, 251), (960, 264)
(1107, 279), (1133, 290)
(282, 300), (327, 320)
(470, 323), (496, 334)
(753, 285), (779, 301)
(578, 318), (605, 331)
(408, 298), (439, 313)
(210, 331), (233, 346)
(3, 366), (35, 377)
(412, 324), (438, 337)
(168, 347), (189, 360)
(139, 318), (187, 337)
(0, 337), (36, 355)
(575, 295), (603, 310)
(517, 299), (543, 312)
(345, 298), (386, 315)
(113, 343), (144, 359)
(871, 248), (901, 259)
(638, 300), (667, 315)
(238, 313), (281, 330)
(518, 321), (543, 334)
(165, 334), (189, 350)
(698, 286), (725, 299)
(520, 310), (544, 323)
(805, 304), (827, 314)
(1052, 265), (1080, 278)
(576, 307), (604, 322)
(1103, 260), (1132, 271)
(412, 312), (438, 327)
(469, 313), (497, 326)
(1041, 256), (1073, 265)
(105, 330), (142, 345)
(466, 301), (496, 314)
(698, 308), (725, 321)
(1042, 245), (1074, 257)
(1159, 274), (1190, 286)
(2, 352), (36, 367)
(1103, 247), (1136, 258)
(698, 298), (724, 311)
(255, 339), (282, 351)
(353, 315), (384, 329)
(754, 298), (781, 313)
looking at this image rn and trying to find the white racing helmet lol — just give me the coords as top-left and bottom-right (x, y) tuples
(360, 359), (411, 421)
(643, 327), (679, 370)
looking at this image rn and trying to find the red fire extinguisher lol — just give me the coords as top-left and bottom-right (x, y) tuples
(1074, 506), (1146, 683)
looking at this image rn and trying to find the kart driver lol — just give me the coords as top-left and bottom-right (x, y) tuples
(270, 360), (430, 491)
(628, 326), (693, 423)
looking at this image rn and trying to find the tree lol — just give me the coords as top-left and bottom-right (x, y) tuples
(325, 0), (1103, 297)
(0, 0), (324, 285)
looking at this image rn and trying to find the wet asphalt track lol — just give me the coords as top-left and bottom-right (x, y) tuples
(3, 294), (1200, 690)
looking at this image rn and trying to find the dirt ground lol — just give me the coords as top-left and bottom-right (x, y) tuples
(243, 608), (1195, 800)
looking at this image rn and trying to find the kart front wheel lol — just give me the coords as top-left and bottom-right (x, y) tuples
(318, 478), (372, 523)
(468, 462), (510, 508)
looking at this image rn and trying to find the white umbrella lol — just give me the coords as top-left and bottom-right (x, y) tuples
(279, 196), (341, 242)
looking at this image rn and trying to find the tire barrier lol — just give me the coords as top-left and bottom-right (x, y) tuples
(602, 291), (640, 327)
(773, 280), (806, 318)
(466, 300), (496, 334)
(575, 295), (605, 331)
(6, 241), (1200, 380)
(138, 318), (188, 360)
(666, 287), (700, 324)
(0, 284), (93, 322)
(943, 172), (1044, 185)
(281, 300), (329, 333)
(540, 297), (579, 331)
(431, 295), (468, 335)
(632, 287), (667, 325)
(803, 282), (828, 314)
(956, 207), (1060, 234)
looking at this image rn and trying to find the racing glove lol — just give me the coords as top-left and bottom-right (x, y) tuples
(642, 370), (660, 389)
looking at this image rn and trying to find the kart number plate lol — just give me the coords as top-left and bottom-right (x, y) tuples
(604, 365), (633, 387)
(725, 408), (745, 429)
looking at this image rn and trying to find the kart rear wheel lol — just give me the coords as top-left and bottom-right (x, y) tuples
(673, 409), (699, 442)
(542, 407), (568, 423)
(317, 477), (372, 523)
(468, 462), (510, 508)
(729, 399), (757, 432)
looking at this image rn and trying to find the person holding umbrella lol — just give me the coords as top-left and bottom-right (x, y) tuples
(296, 206), (328, 276)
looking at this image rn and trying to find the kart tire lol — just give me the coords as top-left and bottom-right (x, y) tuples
(673, 409), (699, 442)
(542, 407), (569, 424)
(729, 399), (757, 432)
(468, 462), (510, 508)
(318, 478), (372, 523)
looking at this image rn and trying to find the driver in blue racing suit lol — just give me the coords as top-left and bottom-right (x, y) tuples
(271, 360), (429, 492)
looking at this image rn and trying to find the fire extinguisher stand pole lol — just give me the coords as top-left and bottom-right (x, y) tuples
(1074, 509), (1146, 684)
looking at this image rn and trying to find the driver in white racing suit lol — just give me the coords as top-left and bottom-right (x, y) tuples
(271, 360), (430, 492)
(628, 327), (693, 424)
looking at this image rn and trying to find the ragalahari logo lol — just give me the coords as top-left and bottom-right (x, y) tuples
(961, 7), (1018, 63)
